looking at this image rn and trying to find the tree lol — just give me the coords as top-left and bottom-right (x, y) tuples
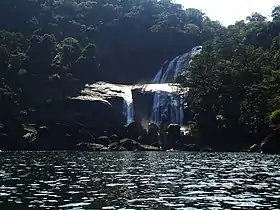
(246, 12), (267, 22)
(272, 5), (280, 21)
(183, 45), (222, 146)
(58, 37), (82, 69)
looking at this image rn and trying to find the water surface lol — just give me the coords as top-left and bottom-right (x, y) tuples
(0, 152), (279, 209)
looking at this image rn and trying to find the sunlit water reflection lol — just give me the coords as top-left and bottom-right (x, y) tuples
(0, 152), (279, 209)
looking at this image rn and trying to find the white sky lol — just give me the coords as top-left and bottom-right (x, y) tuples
(175, 0), (280, 26)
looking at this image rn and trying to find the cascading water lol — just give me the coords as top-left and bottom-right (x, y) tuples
(121, 46), (201, 126)
(122, 88), (134, 125)
(151, 46), (202, 125)
(123, 100), (134, 125)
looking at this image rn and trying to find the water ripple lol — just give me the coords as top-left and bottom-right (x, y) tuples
(0, 152), (279, 209)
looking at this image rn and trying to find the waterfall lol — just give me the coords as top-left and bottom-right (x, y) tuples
(122, 88), (134, 125)
(123, 100), (134, 125)
(121, 46), (201, 126)
(151, 46), (202, 125)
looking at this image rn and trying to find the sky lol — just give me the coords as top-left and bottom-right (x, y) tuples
(175, 0), (280, 26)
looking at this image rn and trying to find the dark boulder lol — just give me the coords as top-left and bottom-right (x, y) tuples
(146, 123), (160, 146)
(165, 124), (181, 149)
(126, 122), (146, 140)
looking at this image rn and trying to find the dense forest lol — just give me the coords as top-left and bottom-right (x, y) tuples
(0, 0), (280, 152)
(180, 7), (280, 151)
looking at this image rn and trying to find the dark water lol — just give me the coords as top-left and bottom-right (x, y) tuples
(0, 152), (279, 210)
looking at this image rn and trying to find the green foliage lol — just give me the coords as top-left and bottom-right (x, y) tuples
(269, 109), (280, 125)
(59, 37), (82, 69)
